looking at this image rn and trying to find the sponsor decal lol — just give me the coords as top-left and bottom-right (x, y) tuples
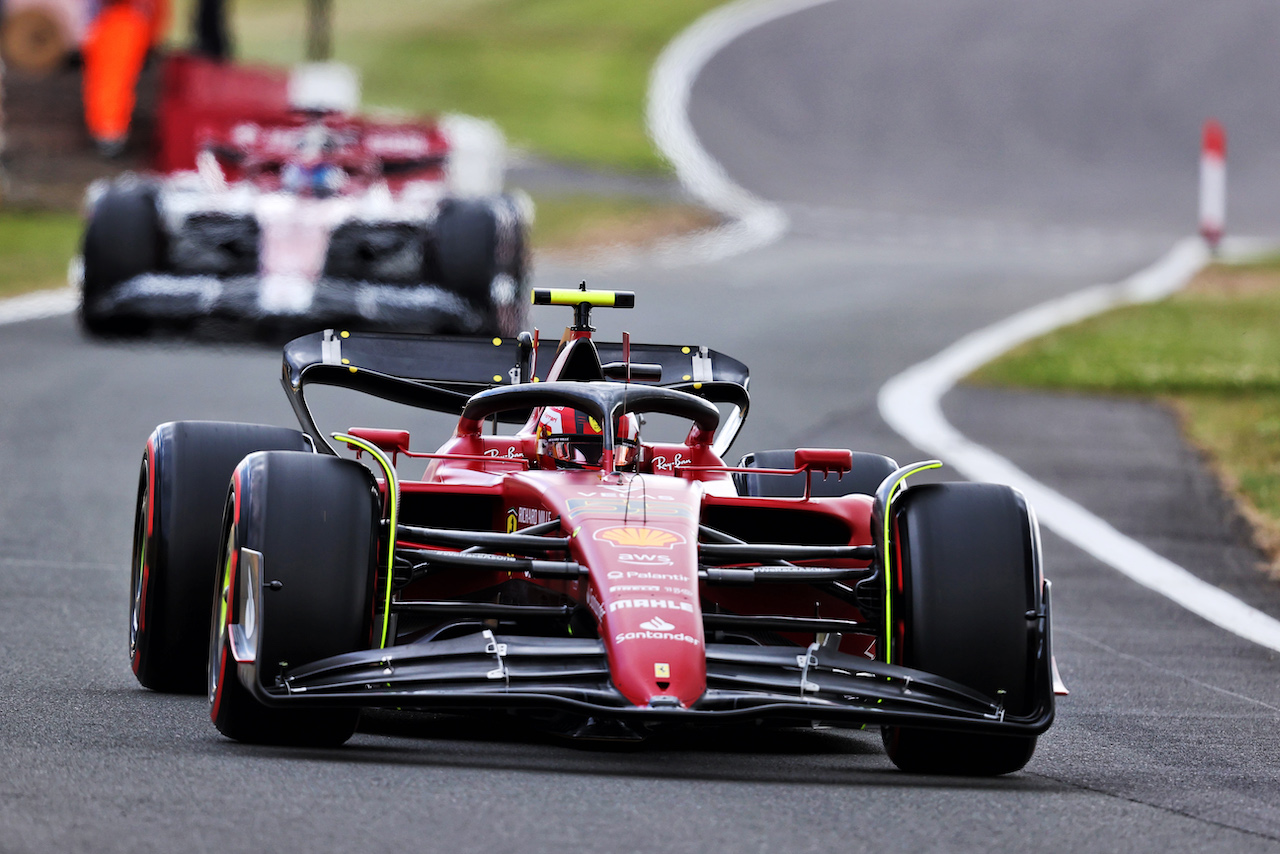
(615, 628), (700, 647)
(614, 570), (689, 582)
(485, 446), (523, 459)
(609, 584), (661, 593)
(594, 527), (686, 549)
(365, 131), (434, 157)
(586, 588), (604, 620)
(654, 663), (671, 679)
(608, 598), (694, 615)
(566, 498), (692, 520)
(508, 506), (554, 528)
(617, 553), (674, 566)
(640, 616), (675, 632)
(652, 453), (691, 473)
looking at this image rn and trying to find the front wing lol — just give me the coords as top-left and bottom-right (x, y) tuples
(226, 552), (1056, 735)
(90, 273), (488, 335)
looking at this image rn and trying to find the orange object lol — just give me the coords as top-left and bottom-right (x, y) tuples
(82, 0), (169, 146)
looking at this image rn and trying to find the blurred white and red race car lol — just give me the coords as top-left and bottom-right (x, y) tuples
(76, 59), (531, 339)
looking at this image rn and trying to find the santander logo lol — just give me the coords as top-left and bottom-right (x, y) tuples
(639, 616), (675, 632)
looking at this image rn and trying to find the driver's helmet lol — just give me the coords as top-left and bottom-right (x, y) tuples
(281, 124), (346, 197)
(536, 407), (640, 470)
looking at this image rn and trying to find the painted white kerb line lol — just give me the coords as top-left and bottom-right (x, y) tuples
(647, 0), (840, 263)
(879, 236), (1280, 653)
(0, 287), (78, 327)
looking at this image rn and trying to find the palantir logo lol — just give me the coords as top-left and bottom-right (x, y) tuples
(639, 616), (675, 632)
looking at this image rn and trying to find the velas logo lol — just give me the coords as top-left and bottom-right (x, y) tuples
(640, 616), (675, 632)
(594, 527), (686, 549)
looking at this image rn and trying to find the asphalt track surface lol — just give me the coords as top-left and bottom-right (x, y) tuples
(4, 2), (1280, 851)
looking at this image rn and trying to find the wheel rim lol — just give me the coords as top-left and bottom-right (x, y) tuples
(208, 527), (236, 706)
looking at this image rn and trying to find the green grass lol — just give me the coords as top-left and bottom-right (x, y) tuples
(530, 193), (718, 252)
(0, 211), (82, 297)
(973, 257), (1280, 564)
(169, 0), (723, 171)
(1178, 394), (1280, 539)
(971, 291), (1280, 394)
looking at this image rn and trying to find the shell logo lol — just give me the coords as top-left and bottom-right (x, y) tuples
(594, 526), (686, 549)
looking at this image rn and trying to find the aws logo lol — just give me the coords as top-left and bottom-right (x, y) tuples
(617, 553), (674, 566)
(594, 526), (686, 549)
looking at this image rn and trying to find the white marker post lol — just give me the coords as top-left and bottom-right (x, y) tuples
(1199, 119), (1226, 254)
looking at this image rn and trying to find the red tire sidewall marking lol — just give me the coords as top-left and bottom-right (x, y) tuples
(211, 470), (242, 723)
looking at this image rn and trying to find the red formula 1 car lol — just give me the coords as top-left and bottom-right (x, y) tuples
(79, 60), (529, 339)
(128, 288), (1060, 775)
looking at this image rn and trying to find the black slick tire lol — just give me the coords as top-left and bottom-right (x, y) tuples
(427, 198), (499, 305)
(129, 422), (309, 693)
(881, 482), (1041, 776)
(80, 185), (163, 336)
(426, 196), (529, 335)
(209, 451), (379, 746)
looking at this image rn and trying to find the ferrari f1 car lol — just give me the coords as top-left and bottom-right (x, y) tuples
(78, 63), (529, 339)
(128, 287), (1062, 775)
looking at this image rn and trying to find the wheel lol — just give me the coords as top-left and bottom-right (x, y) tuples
(734, 449), (897, 498)
(209, 450), (380, 746)
(80, 185), (163, 336)
(426, 196), (528, 334)
(881, 482), (1042, 775)
(129, 422), (310, 693)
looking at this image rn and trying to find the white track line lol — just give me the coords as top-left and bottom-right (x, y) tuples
(0, 287), (78, 327)
(646, 0), (842, 262)
(879, 236), (1280, 653)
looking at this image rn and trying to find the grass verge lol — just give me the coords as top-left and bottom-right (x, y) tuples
(0, 211), (82, 298)
(531, 194), (720, 256)
(971, 254), (1280, 573)
(168, 0), (723, 172)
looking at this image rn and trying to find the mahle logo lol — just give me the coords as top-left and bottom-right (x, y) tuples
(594, 526), (686, 549)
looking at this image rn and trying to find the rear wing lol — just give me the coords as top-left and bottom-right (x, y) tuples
(281, 329), (750, 455)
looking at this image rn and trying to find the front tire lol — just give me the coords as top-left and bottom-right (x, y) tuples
(426, 196), (528, 334)
(881, 482), (1043, 776)
(130, 422), (310, 693)
(209, 451), (380, 746)
(80, 184), (163, 336)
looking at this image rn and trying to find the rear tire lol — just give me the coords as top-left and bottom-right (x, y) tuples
(80, 185), (163, 336)
(735, 449), (897, 498)
(129, 422), (310, 693)
(881, 482), (1041, 776)
(209, 451), (379, 746)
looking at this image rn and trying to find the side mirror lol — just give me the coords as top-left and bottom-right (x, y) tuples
(793, 448), (853, 475)
(343, 428), (411, 465)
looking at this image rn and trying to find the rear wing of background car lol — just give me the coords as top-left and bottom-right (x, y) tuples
(282, 329), (751, 456)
